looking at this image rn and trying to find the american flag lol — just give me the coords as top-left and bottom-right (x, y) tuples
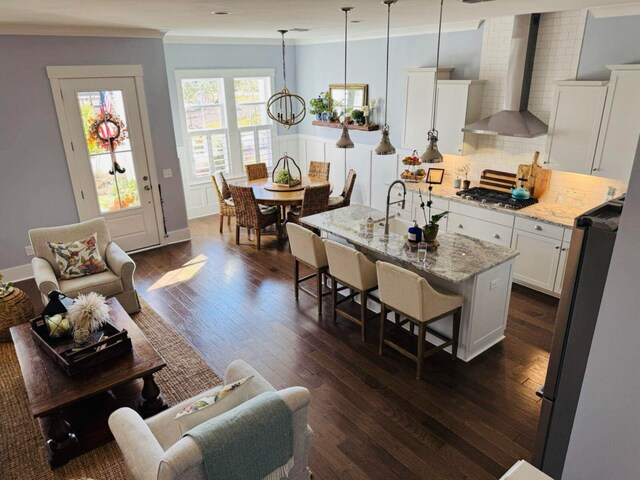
(99, 91), (112, 115)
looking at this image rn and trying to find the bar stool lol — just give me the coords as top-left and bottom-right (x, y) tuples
(286, 223), (331, 317)
(376, 261), (463, 380)
(324, 240), (379, 341)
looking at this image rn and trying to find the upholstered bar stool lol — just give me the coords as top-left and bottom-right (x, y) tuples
(324, 240), (379, 341)
(287, 223), (331, 317)
(376, 261), (463, 380)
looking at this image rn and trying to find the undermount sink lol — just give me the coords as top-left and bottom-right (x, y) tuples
(378, 216), (411, 236)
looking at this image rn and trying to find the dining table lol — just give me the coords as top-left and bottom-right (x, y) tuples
(241, 176), (332, 207)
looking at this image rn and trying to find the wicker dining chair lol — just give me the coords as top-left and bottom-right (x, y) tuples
(328, 169), (357, 210)
(229, 185), (281, 249)
(212, 174), (236, 233)
(245, 162), (269, 181)
(308, 161), (330, 180)
(287, 184), (331, 225)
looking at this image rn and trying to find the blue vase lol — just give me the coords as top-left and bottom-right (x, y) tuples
(321, 112), (330, 122)
(315, 113), (322, 120)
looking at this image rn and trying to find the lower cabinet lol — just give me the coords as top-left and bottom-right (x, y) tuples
(447, 212), (513, 248)
(553, 241), (571, 295)
(511, 229), (563, 292)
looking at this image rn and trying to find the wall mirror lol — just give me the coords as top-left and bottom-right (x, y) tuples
(329, 84), (368, 118)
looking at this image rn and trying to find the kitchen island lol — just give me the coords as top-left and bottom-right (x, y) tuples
(302, 205), (519, 361)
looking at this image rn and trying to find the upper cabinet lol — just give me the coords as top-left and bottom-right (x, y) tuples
(592, 65), (640, 181)
(544, 81), (608, 174)
(435, 81), (485, 156)
(402, 68), (452, 150)
(402, 69), (484, 156)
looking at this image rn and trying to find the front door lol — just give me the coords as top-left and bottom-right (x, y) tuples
(58, 76), (160, 251)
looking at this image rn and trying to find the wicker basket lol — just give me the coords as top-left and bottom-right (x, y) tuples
(0, 288), (35, 342)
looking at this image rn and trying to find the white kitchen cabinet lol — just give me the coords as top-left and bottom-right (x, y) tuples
(402, 68), (452, 150)
(325, 147), (346, 195)
(345, 148), (372, 207)
(553, 241), (571, 295)
(448, 213), (513, 247)
(593, 65), (640, 181)
(544, 81), (608, 174)
(511, 229), (562, 292)
(434, 80), (484, 156)
(370, 154), (399, 211)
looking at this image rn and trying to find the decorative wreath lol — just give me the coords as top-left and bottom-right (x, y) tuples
(87, 111), (128, 152)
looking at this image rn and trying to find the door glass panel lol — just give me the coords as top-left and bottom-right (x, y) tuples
(77, 90), (141, 213)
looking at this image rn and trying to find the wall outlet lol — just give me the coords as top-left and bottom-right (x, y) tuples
(490, 279), (499, 290)
(25, 245), (34, 256)
(163, 168), (173, 178)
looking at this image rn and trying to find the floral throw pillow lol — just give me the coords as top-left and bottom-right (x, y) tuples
(48, 233), (108, 280)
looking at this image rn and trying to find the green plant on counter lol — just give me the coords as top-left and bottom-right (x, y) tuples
(0, 273), (13, 298)
(309, 92), (332, 115)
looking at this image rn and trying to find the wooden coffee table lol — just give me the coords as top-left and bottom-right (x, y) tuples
(11, 298), (167, 468)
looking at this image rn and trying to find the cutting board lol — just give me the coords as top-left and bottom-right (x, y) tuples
(517, 151), (552, 199)
(479, 170), (517, 193)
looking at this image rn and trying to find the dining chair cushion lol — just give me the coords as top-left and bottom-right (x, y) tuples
(286, 223), (328, 269)
(224, 198), (235, 206)
(376, 261), (462, 321)
(328, 196), (345, 208)
(324, 240), (377, 291)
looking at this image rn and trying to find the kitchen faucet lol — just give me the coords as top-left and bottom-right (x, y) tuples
(382, 180), (407, 241)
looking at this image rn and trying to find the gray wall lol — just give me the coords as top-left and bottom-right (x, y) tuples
(163, 42), (298, 149)
(561, 139), (640, 479)
(294, 27), (484, 147)
(577, 12), (640, 80)
(0, 35), (187, 271)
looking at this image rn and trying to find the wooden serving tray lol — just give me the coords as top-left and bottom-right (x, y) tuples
(30, 317), (132, 376)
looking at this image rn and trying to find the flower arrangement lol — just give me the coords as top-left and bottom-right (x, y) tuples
(0, 273), (13, 298)
(456, 162), (471, 181)
(417, 189), (449, 241)
(87, 111), (128, 152)
(67, 292), (110, 344)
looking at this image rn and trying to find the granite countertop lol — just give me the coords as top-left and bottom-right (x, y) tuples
(403, 182), (584, 228)
(301, 205), (519, 284)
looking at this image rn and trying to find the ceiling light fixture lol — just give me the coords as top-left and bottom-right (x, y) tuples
(420, 0), (445, 164)
(374, 0), (397, 156)
(267, 30), (306, 129)
(336, 7), (355, 149)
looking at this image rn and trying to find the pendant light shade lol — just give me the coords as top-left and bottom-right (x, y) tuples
(420, 130), (444, 163)
(375, 0), (397, 156)
(420, 0), (445, 164)
(336, 7), (355, 149)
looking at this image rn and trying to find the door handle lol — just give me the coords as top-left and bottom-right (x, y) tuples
(144, 185), (151, 191)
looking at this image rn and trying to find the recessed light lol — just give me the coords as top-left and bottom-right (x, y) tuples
(211, 11), (230, 15)
(351, 20), (363, 23)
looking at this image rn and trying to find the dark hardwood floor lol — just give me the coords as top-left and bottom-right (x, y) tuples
(17, 215), (557, 479)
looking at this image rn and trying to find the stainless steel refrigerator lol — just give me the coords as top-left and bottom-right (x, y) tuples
(532, 196), (625, 479)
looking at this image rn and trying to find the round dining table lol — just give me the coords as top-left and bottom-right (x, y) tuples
(242, 176), (331, 207)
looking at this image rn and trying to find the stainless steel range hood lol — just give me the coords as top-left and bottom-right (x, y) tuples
(463, 14), (548, 138)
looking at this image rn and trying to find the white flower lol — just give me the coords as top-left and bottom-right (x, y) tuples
(67, 292), (110, 333)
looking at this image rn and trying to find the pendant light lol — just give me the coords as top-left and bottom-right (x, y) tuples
(267, 30), (306, 129)
(420, 0), (445, 163)
(336, 7), (355, 149)
(375, 0), (397, 156)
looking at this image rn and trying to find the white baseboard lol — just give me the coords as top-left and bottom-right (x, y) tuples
(1, 263), (34, 283)
(166, 227), (192, 245)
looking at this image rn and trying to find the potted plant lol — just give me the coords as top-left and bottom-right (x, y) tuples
(0, 273), (13, 299)
(309, 92), (332, 121)
(417, 190), (449, 242)
(457, 162), (471, 189)
(351, 109), (365, 125)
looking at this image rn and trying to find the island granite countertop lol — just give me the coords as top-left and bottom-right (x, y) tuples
(301, 205), (519, 284)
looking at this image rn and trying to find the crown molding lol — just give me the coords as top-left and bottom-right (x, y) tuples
(0, 23), (165, 38)
(163, 35), (284, 46)
(589, 2), (640, 18)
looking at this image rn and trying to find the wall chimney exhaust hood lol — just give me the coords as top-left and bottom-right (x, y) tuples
(463, 14), (548, 138)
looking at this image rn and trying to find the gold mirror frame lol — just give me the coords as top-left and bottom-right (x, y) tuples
(329, 84), (368, 119)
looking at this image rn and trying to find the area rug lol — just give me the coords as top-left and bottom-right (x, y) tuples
(0, 298), (223, 480)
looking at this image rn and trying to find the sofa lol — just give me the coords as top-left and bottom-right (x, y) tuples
(108, 360), (313, 480)
(29, 217), (140, 314)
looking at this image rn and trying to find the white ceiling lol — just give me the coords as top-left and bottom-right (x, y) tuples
(1, 0), (639, 41)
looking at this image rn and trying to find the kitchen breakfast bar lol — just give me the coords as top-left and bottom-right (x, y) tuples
(302, 205), (520, 362)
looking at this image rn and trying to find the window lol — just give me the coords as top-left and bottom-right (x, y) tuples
(177, 70), (276, 183)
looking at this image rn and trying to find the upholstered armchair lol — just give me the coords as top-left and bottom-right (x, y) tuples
(29, 217), (140, 314)
(109, 360), (313, 480)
